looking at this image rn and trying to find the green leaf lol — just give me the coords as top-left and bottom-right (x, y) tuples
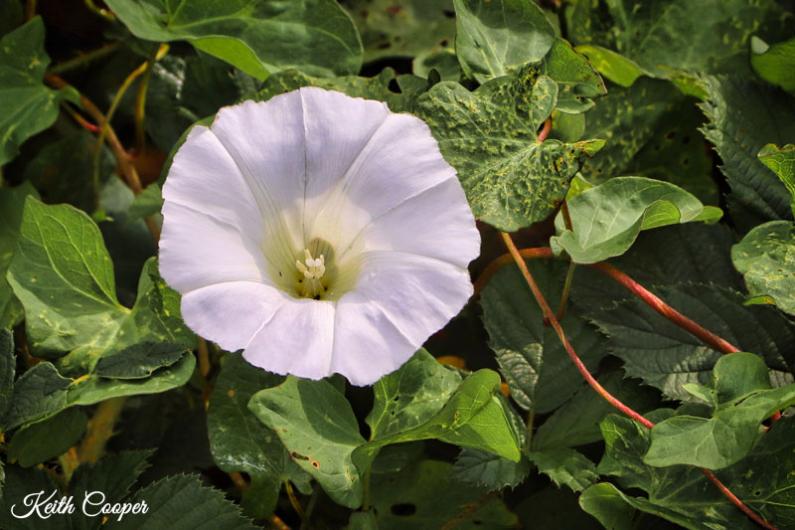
(578, 483), (636, 530)
(758, 143), (795, 215)
(366, 349), (460, 440)
(452, 0), (555, 83)
(23, 130), (115, 212)
(566, 0), (788, 78)
(528, 448), (598, 493)
(589, 284), (795, 400)
(105, 0), (363, 79)
(580, 77), (717, 204)
(575, 45), (644, 87)
(416, 65), (603, 231)
(0, 17), (63, 165)
(551, 177), (721, 264)
(452, 447), (531, 492)
(533, 371), (659, 451)
(699, 75), (795, 228)
(4, 353), (195, 430)
(208, 354), (309, 518)
(7, 197), (128, 357)
(70, 450), (153, 516)
(345, 0), (456, 63)
(128, 184), (163, 221)
(751, 36), (795, 94)
(370, 459), (519, 530)
(258, 67), (422, 113)
(481, 259), (605, 414)
(109, 474), (257, 530)
(644, 353), (795, 469)
(249, 376), (365, 508)
(7, 407), (86, 467)
(0, 465), (61, 530)
(589, 413), (795, 529)
(542, 38), (606, 114)
(0, 328), (14, 418)
(732, 220), (795, 316)
(0, 181), (38, 329)
(94, 342), (189, 379)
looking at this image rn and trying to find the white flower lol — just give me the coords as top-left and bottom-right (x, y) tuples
(158, 88), (480, 385)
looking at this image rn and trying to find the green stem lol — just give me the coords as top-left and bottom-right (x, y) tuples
(48, 42), (120, 75)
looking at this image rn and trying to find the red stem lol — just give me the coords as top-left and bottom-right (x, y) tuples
(499, 234), (777, 530)
(537, 118), (552, 142)
(591, 262), (740, 354)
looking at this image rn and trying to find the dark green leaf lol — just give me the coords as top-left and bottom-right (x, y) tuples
(0, 329), (15, 418)
(528, 447), (598, 493)
(589, 284), (795, 400)
(0, 182), (38, 328)
(0, 17), (63, 165)
(95, 342), (189, 379)
(370, 460), (519, 530)
(109, 474), (257, 530)
(208, 354), (308, 518)
(699, 75), (795, 228)
(8, 408), (87, 467)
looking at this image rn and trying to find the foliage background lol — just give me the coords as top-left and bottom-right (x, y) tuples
(0, 0), (794, 529)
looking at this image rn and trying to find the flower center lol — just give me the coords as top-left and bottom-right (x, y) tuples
(296, 248), (327, 299)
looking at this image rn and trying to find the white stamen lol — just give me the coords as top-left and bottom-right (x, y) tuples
(296, 248), (326, 280)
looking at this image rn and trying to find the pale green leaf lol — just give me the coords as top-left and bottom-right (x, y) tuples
(751, 36), (795, 94)
(528, 448), (598, 493)
(551, 177), (721, 264)
(758, 143), (795, 215)
(453, 0), (555, 83)
(105, 0), (363, 79)
(575, 45), (644, 87)
(732, 220), (795, 316)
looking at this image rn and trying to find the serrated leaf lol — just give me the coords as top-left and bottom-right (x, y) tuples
(248, 377), (366, 508)
(416, 65), (602, 231)
(0, 17), (64, 165)
(72, 450), (154, 511)
(109, 474), (257, 530)
(732, 220), (795, 316)
(0, 465), (61, 530)
(208, 354), (308, 518)
(345, 0), (456, 63)
(105, 0), (363, 79)
(452, 448), (531, 492)
(452, 0), (555, 83)
(589, 284), (795, 400)
(528, 448), (598, 493)
(751, 36), (795, 94)
(699, 75), (795, 228)
(0, 182), (38, 328)
(533, 371), (659, 451)
(370, 460), (519, 530)
(551, 177), (721, 264)
(580, 78), (717, 204)
(645, 353), (795, 469)
(566, 0), (788, 78)
(0, 328), (14, 419)
(481, 260), (605, 414)
(7, 408), (87, 467)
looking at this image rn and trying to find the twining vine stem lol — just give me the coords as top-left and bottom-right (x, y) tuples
(499, 233), (777, 530)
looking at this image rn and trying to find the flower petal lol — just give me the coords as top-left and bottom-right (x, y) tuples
(331, 293), (416, 386)
(306, 107), (458, 254)
(181, 281), (287, 352)
(354, 177), (480, 268)
(210, 96), (307, 249)
(162, 126), (262, 236)
(159, 201), (268, 292)
(243, 298), (336, 380)
(335, 251), (473, 383)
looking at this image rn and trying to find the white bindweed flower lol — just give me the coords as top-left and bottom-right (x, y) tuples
(158, 88), (480, 385)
